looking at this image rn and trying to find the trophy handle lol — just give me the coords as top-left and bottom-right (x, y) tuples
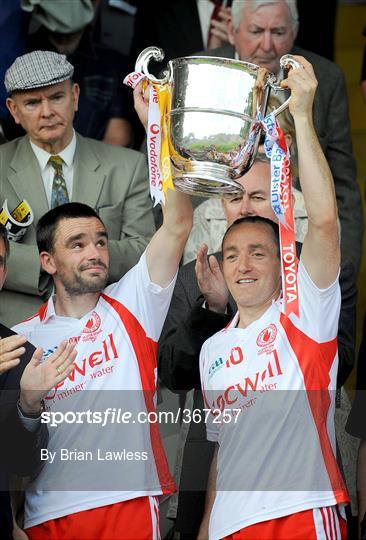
(135, 46), (172, 85)
(268, 54), (302, 116)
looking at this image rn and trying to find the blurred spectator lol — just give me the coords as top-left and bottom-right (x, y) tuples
(98, 0), (137, 56)
(130, 0), (232, 72)
(0, 50), (154, 327)
(183, 180), (307, 265)
(0, 223), (52, 540)
(25, 0), (133, 146)
(129, 0), (232, 150)
(0, 1), (30, 140)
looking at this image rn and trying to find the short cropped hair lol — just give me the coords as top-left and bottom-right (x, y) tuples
(0, 223), (10, 264)
(222, 215), (280, 258)
(36, 202), (105, 253)
(231, 0), (299, 31)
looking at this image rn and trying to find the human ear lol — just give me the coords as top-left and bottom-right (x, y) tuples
(39, 251), (57, 276)
(6, 98), (21, 125)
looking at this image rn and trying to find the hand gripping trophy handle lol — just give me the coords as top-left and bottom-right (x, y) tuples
(135, 46), (172, 84)
(268, 54), (302, 116)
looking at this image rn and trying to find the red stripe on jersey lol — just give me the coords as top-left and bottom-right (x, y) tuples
(22, 312), (39, 323)
(22, 301), (48, 323)
(280, 314), (348, 505)
(38, 302), (48, 322)
(102, 293), (175, 495)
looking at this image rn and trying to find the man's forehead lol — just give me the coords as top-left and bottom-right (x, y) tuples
(15, 80), (70, 99)
(224, 221), (276, 247)
(56, 217), (106, 241)
(238, 163), (270, 192)
(244, 1), (292, 24)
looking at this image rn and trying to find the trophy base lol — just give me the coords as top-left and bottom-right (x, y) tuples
(173, 162), (243, 198)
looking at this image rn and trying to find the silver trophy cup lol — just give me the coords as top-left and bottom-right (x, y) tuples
(136, 47), (300, 197)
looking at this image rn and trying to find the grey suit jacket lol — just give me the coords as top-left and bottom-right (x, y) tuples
(0, 133), (155, 326)
(201, 44), (363, 276)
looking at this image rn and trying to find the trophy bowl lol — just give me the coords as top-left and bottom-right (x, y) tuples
(136, 47), (299, 197)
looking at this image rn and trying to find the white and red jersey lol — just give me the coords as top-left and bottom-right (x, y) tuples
(13, 252), (176, 529)
(199, 261), (349, 540)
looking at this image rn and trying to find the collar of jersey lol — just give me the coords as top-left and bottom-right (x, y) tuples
(39, 295), (98, 323)
(226, 297), (281, 330)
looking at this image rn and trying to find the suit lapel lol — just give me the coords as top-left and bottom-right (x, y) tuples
(7, 136), (49, 220)
(72, 134), (105, 209)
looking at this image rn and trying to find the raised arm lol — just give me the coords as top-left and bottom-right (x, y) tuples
(146, 185), (192, 287)
(133, 81), (193, 287)
(107, 151), (155, 282)
(282, 56), (340, 288)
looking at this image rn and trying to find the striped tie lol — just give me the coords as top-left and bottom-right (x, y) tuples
(49, 155), (69, 208)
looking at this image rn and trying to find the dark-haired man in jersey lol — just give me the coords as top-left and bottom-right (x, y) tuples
(11, 88), (193, 538)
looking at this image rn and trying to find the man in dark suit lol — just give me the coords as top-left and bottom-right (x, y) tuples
(0, 50), (155, 327)
(0, 223), (76, 539)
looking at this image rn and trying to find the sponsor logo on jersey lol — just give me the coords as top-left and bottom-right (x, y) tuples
(83, 311), (101, 334)
(81, 311), (103, 343)
(206, 350), (283, 412)
(209, 346), (245, 379)
(69, 311), (102, 343)
(46, 333), (119, 400)
(67, 311), (103, 344)
(256, 324), (277, 347)
(208, 357), (224, 379)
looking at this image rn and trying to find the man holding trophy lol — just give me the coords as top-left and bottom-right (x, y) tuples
(204, 0), (360, 386)
(196, 56), (348, 539)
(130, 41), (349, 537)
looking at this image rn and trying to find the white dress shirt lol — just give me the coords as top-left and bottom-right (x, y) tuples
(30, 131), (77, 208)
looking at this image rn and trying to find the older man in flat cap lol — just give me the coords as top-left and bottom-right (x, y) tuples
(0, 50), (154, 327)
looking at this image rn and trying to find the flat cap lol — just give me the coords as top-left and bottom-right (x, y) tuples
(4, 50), (74, 93)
